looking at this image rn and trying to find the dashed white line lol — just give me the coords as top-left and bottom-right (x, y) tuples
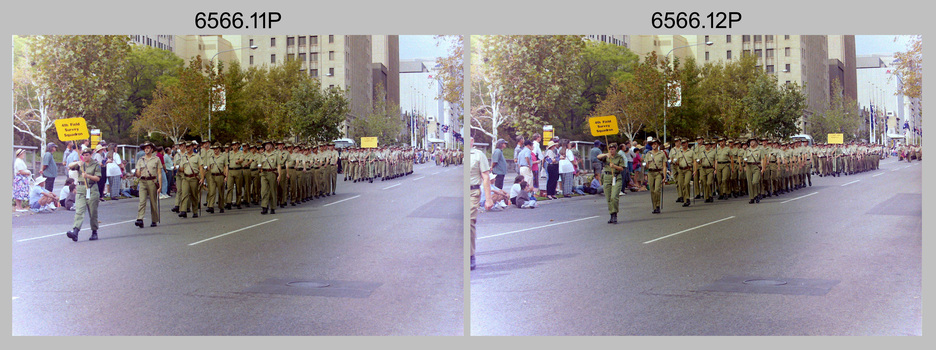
(841, 180), (860, 187)
(323, 195), (361, 207)
(382, 183), (402, 190)
(479, 216), (601, 240)
(872, 173), (885, 177)
(781, 191), (819, 204)
(431, 172), (442, 175)
(16, 219), (138, 243)
(412, 176), (426, 181)
(188, 219), (278, 246)
(643, 216), (736, 244)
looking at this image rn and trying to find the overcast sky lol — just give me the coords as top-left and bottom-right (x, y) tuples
(853, 35), (914, 56)
(399, 35), (458, 61)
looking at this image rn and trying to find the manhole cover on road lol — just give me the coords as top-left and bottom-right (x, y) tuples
(286, 281), (331, 288)
(742, 279), (788, 286)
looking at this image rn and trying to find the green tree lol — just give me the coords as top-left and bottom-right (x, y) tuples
(593, 52), (665, 143)
(349, 84), (403, 145)
(743, 74), (806, 139)
(566, 41), (638, 140)
(286, 78), (349, 144)
(133, 57), (209, 144)
(892, 35), (922, 101)
(28, 35), (131, 130)
(435, 35), (464, 123)
(809, 79), (860, 142)
(697, 55), (762, 138)
(112, 44), (184, 144)
(13, 36), (57, 153)
(478, 35), (585, 138)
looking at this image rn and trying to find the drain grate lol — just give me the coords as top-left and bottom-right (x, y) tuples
(243, 278), (381, 298)
(697, 275), (839, 296)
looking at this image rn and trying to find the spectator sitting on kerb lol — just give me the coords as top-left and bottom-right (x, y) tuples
(514, 180), (537, 209)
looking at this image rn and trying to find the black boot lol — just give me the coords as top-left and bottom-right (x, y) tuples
(89, 231), (98, 241)
(171, 206), (179, 213)
(206, 207), (214, 213)
(261, 207), (268, 215)
(179, 211), (187, 218)
(220, 207), (225, 213)
(755, 195), (761, 203)
(683, 200), (691, 207)
(151, 222), (157, 227)
(270, 208), (276, 215)
(192, 212), (199, 218)
(676, 197), (683, 203)
(66, 228), (79, 242)
(135, 219), (144, 228)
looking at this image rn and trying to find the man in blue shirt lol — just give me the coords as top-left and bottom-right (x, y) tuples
(41, 143), (58, 193)
(491, 139), (508, 190)
(29, 176), (59, 212)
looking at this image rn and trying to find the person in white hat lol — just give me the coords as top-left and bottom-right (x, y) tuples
(28, 176), (59, 212)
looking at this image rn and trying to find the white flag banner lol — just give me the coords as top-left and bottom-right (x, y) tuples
(667, 81), (681, 108)
(212, 84), (226, 112)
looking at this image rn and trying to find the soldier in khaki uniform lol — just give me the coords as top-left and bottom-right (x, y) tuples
(134, 141), (163, 228)
(698, 140), (716, 202)
(205, 143), (228, 214)
(225, 141), (245, 210)
(715, 137), (731, 200)
(596, 142), (626, 223)
(66, 146), (103, 242)
(259, 140), (281, 214)
(171, 141), (185, 213)
(670, 138), (683, 203)
(177, 141), (205, 218)
(644, 139), (669, 214)
(674, 139), (696, 207)
(744, 138), (768, 204)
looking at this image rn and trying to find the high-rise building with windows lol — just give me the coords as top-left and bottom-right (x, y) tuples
(131, 35), (175, 52)
(585, 35), (629, 47)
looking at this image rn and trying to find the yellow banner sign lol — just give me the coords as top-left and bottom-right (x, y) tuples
(589, 115), (619, 137)
(827, 133), (844, 144)
(361, 137), (378, 148)
(54, 118), (90, 141)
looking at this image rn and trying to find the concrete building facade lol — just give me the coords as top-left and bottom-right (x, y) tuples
(585, 35), (629, 47)
(856, 54), (921, 145)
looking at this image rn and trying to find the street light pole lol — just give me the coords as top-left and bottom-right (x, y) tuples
(208, 45), (258, 142)
(663, 41), (712, 145)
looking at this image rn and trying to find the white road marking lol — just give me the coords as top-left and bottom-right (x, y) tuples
(872, 173), (885, 177)
(780, 191), (819, 204)
(323, 195), (361, 207)
(643, 216), (736, 244)
(188, 219), (278, 246)
(412, 176), (425, 181)
(479, 216), (601, 240)
(16, 219), (138, 243)
(382, 183), (402, 190)
(432, 172), (442, 175)
(841, 180), (860, 187)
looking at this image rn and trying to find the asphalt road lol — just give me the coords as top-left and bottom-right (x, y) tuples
(471, 157), (922, 335)
(12, 162), (464, 335)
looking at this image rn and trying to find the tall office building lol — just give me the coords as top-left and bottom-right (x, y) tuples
(131, 35), (175, 52)
(629, 35), (848, 134)
(585, 35), (629, 47)
(857, 54), (921, 145)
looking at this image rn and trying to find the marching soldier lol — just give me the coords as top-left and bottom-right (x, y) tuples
(715, 137), (731, 200)
(171, 141), (185, 213)
(259, 140), (281, 215)
(205, 143), (228, 214)
(698, 140), (716, 202)
(645, 139), (669, 214)
(177, 141), (205, 218)
(65, 146), (103, 241)
(675, 139), (696, 207)
(671, 138), (683, 203)
(226, 141), (246, 210)
(328, 143), (338, 195)
(595, 142), (626, 223)
(134, 141), (163, 228)
(744, 138), (768, 204)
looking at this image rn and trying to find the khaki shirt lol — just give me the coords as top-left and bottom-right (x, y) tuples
(179, 152), (204, 176)
(646, 150), (667, 171)
(469, 148), (489, 186)
(137, 155), (163, 179)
